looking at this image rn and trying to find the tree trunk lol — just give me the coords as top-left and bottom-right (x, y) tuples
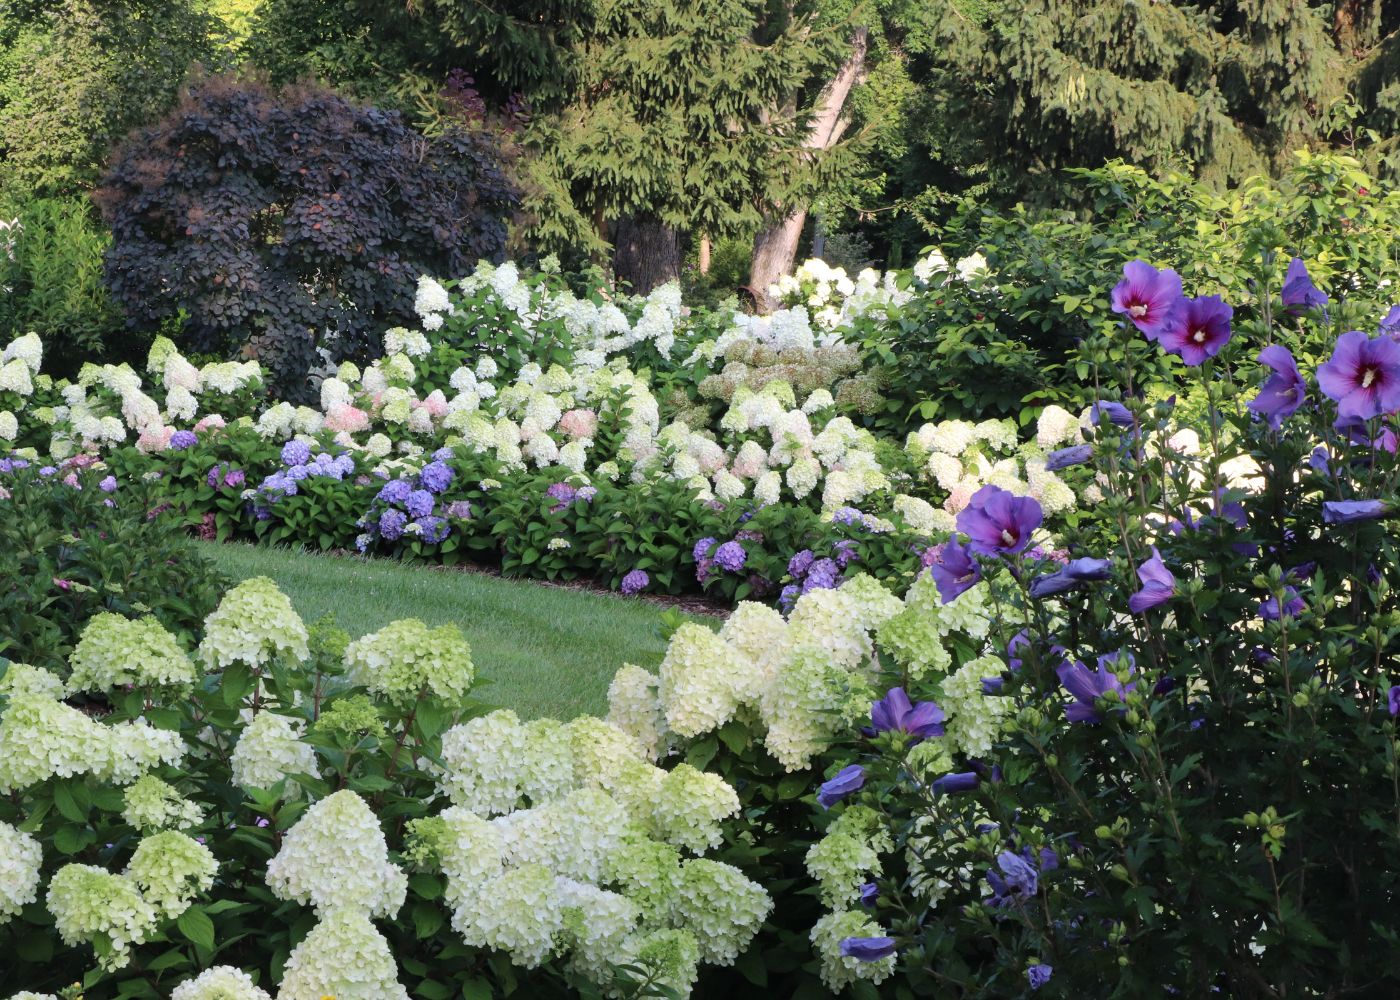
(612, 214), (681, 294)
(748, 26), (868, 312)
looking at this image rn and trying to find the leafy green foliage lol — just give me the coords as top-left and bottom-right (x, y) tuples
(0, 463), (227, 673)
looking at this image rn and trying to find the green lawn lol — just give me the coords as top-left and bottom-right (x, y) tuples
(197, 542), (706, 720)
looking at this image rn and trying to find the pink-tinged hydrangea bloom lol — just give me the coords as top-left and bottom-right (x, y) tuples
(193, 413), (226, 433)
(956, 485), (1043, 556)
(136, 425), (176, 453)
(1248, 346), (1306, 429)
(323, 403), (370, 433)
(418, 390), (450, 418)
(1110, 260), (1183, 340)
(558, 409), (599, 440)
(1157, 295), (1233, 366)
(1317, 331), (1400, 420)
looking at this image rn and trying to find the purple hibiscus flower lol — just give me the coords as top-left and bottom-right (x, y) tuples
(1128, 547), (1176, 613)
(858, 882), (879, 907)
(1323, 499), (1391, 524)
(985, 849), (1039, 907)
(98, 475), (118, 493)
(1028, 557), (1112, 599)
(817, 764), (865, 809)
(1008, 629), (1030, 672)
(957, 485), (1043, 557)
(931, 771), (980, 794)
(1089, 401), (1135, 430)
(1248, 345), (1307, 429)
(1057, 652), (1137, 724)
(1334, 413), (1399, 454)
(1110, 260), (1184, 340)
(928, 538), (981, 604)
(1028, 964), (1053, 990)
(1044, 444), (1092, 471)
(839, 937), (897, 962)
(1317, 330), (1400, 420)
(1157, 294), (1233, 366)
(1389, 685), (1400, 717)
(1281, 257), (1328, 313)
(621, 569), (649, 595)
(1382, 305), (1400, 340)
(868, 687), (945, 742)
(1259, 587), (1305, 621)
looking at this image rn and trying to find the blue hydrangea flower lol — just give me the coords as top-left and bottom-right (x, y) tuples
(281, 440), (311, 466)
(419, 461), (454, 494)
(378, 509), (408, 540)
(405, 490), (436, 519)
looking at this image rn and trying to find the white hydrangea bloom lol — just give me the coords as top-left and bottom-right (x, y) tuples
(451, 863), (563, 968)
(810, 910), (897, 991)
(651, 764), (739, 854)
(414, 275), (451, 318)
(672, 859), (770, 965)
(67, 612), (196, 693)
(46, 864), (158, 971)
(658, 624), (758, 738)
(806, 831), (880, 909)
(122, 775), (203, 833)
(230, 712), (318, 796)
(940, 654), (1013, 757)
(607, 665), (670, 760)
(2, 331), (43, 373)
(277, 908), (409, 1000)
(267, 790), (407, 918)
(198, 577), (309, 670)
(437, 710), (528, 816)
(557, 877), (640, 978)
(343, 619), (474, 710)
(124, 831), (216, 920)
(171, 966), (273, 1000)
(718, 603), (788, 687)
(1036, 404), (1080, 449)
(0, 410), (18, 440)
(0, 821), (42, 922)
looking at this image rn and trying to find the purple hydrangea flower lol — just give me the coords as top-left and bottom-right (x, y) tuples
(1128, 547), (1176, 613)
(985, 849), (1039, 906)
(98, 475), (118, 493)
(1028, 557), (1112, 599)
(281, 440), (310, 466)
(1028, 964), (1053, 990)
(1323, 499), (1391, 524)
(868, 688), (945, 742)
(378, 508), (408, 540)
(621, 569), (649, 595)
(833, 539), (860, 569)
(957, 485), (1043, 557)
(693, 537), (717, 562)
(577, 485), (598, 502)
(285, 464), (310, 482)
(419, 461), (454, 494)
(432, 446), (454, 462)
(931, 771), (979, 794)
(1058, 652), (1137, 724)
(839, 937), (897, 962)
(225, 469), (246, 489)
(1317, 330), (1400, 420)
(778, 583), (800, 611)
(1259, 587), (1305, 621)
(1111, 260), (1183, 340)
(1044, 444), (1092, 472)
(831, 506), (865, 526)
(1281, 257), (1328, 313)
(412, 515), (450, 544)
(817, 764), (865, 809)
(788, 549), (815, 579)
(169, 430), (198, 451)
(928, 539), (981, 604)
(445, 500), (473, 519)
(713, 540), (747, 573)
(378, 479), (413, 504)
(1248, 346), (1306, 429)
(803, 557), (840, 592)
(405, 489), (435, 519)
(1157, 294), (1233, 366)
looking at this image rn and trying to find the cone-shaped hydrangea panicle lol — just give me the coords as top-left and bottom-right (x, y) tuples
(125, 831), (216, 920)
(672, 859), (771, 964)
(810, 910), (898, 991)
(718, 602), (789, 686)
(276, 907), (409, 1000)
(607, 665), (671, 760)
(266, 790), (407, 919)
(657, 622), (756, 738)
(342, 618), (474, 709)
(67, 612), (196, 693)
(229, 712), (318, 797)
(198, 576), (309, 670)
(170, 966), (273, 1000)
(651, 763), (740, 854)
(450, 862), (564, 968)
(46, 864), (158, 971)
(436, 710), (529, 815)
(0, 821), (42, 923)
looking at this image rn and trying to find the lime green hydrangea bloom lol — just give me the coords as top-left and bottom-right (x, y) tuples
(67, 612), (196, 694)
(342, 618), (474, 709)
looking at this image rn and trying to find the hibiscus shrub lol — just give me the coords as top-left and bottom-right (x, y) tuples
(774, 257), (1400, 995)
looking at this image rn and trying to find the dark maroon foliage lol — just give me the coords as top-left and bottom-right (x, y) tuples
(95, 76), (519, 399)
